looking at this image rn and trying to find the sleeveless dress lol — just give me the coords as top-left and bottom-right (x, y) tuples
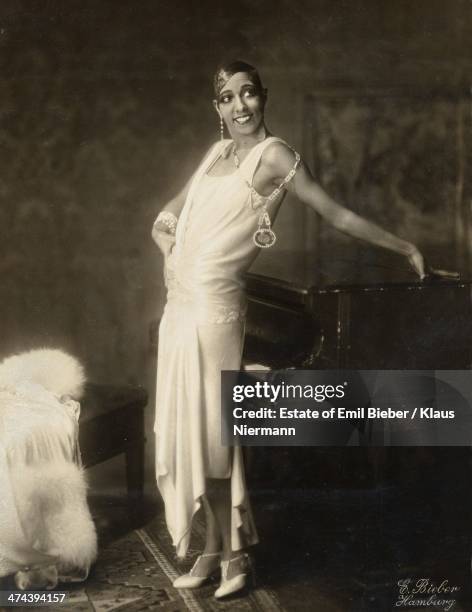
(154, 137), (299, 557)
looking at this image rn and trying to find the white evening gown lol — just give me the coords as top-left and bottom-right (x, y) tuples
(154, 137), (297, 557)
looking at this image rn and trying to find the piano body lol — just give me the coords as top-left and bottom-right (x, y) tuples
(242, 267), (472, 590)
(245, 272), (472, 370)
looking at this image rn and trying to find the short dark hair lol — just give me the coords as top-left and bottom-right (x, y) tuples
(213, 60), (264, 97)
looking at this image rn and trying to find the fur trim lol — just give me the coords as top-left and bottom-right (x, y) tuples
(11, 462), (97, 571)
(0, 349), (86, 399)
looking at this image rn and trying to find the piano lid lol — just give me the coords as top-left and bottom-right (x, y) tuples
(247, 244), (470, 294)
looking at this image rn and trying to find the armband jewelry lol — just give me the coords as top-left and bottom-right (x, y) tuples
(251, 150), (300, 249)
(155, 211), (178, 235)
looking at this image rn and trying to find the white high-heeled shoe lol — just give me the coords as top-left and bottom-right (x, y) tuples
(214, 553), (253, 599)
(173, 552), (221, 589)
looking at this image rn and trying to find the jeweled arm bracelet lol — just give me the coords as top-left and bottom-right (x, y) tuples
(154, 211), (178, 235)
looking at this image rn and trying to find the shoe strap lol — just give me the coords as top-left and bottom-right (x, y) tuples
(189, 552), (221, 576)
(228, 553), (249, 565)
(221, 554), (249, 581)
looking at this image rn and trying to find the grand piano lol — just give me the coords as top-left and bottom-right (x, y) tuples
(242, 255), (472, 604)
(244, 270), (472, 370)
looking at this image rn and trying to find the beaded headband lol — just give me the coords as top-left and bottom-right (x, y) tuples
(213, 62), (264, 97)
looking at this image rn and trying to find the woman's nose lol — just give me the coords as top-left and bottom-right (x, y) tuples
(234, 95), (248, 111)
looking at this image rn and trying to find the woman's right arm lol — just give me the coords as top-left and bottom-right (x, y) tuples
(152, 143), (219, 257)
(151, 174), (194, 257)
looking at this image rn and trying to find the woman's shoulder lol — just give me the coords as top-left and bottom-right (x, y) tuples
(202, 139), (232, 161)
(261, 137), (299, 175)
(196, 140), (231, 168)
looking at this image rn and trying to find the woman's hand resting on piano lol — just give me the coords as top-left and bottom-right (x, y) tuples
(407, 246), (460, 281)
(406, 246), (427, 280)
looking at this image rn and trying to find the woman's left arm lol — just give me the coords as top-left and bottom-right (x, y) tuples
(265, 145), (426, 278)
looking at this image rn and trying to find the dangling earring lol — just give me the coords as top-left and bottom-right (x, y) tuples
(220, 116), (224, 140)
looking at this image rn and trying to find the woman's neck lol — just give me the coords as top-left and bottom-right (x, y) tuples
(231, 124), (269, 152)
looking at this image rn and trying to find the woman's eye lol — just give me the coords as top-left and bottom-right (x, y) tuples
(219, 94), (232, 104)
(243, 89), (257, 99)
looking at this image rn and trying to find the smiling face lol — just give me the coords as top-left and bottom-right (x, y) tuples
(214, 72), (266, 141)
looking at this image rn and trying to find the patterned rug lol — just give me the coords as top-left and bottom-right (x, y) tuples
(46, 515), (285, 612)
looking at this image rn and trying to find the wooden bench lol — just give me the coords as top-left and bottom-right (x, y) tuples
(79, 383), (148, 501)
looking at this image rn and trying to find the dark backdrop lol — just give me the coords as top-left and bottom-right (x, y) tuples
(1, 0), (471, 489)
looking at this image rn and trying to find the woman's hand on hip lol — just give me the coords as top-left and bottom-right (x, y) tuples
(152, 227), (176, 258)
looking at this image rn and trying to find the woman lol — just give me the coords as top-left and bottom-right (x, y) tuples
(152, 60), (428, 598)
